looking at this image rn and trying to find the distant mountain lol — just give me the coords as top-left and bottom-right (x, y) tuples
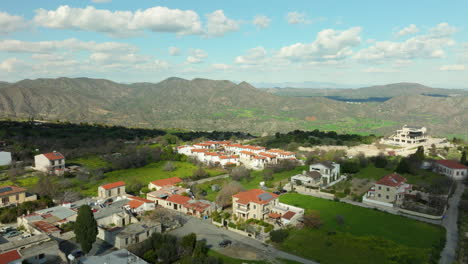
(266, 82), (468, 98)
(0, 77), (466, 138)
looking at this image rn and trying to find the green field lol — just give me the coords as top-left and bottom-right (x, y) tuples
(68, 155), (110, 170)
(303, 117), (396, 135)
(277, 194), (445, 264)
(77, 161), (225, 196)
(0, 175), (39, 190)
(208, 250), (301, 264)
(241, 166), (306, 190)
(353, 164), (445, 185)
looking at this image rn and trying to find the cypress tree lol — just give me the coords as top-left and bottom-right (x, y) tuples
(74, 205), (98, 254)
(461, 150), (467, 165)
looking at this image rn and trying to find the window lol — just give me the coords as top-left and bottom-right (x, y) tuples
(108, 190), (111, 197)
(386, 188), (390, 191)
(386, 195), (389, 199)
(147, 230), (150, 237)
(378, 186), (381, 190)
(253, 214), (256, 218)
(2, 197), (9, 204)
(125, 237), (128, 245)
(16, 194), (19, 200)
(253, 205), (256, 209)
(377, 194), (381, 197)
(117, 188), (120, 195)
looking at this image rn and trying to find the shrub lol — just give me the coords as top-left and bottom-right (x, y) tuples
(228, 222), (236, 229)
(270, 229), (289, 243)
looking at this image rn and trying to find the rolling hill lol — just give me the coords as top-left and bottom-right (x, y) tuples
(0, 77), (466, 138)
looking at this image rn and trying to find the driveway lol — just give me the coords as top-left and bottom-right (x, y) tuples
(439, 183), (465, 264)
(186, 174), (229, 186)
(169, 216), (318, 264)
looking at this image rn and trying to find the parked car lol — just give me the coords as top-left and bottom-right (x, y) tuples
(0, 227), (15, 233)
(68, 250), (84, 261)
(18, 233), (33, 240)
(218, 239), (232, 247)
(4, 231), (21, 238)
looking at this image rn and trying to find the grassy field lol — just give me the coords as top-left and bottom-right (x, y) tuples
(241, 166), (306, 190)
(0, 175), (39, 190)
(68, 155), (110, 170)
(207, 250), (301, 264)
(77, 161), (225, 196)
(353, 164), (445, 185)
(277, 193), (445, 264)
(303, 117), (396, 135)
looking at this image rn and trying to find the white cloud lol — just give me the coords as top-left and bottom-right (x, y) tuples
(397, 24), (419, 37)
(253, 15), (271, 29)
(362, 67), (400, 73)
(91, 0), (112, 3)
(34, 5), (203, 37)
(286, 12), (310, 24)
(205, 10), (239, 37)
(0, 11), (28, 35)
(355, 23), (456, 62)
(0, 39), (137, 53)
(211, 63), (231, 70)
(235, 47), (267, 65)
(439, 64), (465, 71)
(168, 47), (181, 56)
(0, 58), (26, 72)
(185, 49), (208, 64)
(90, 52), (149, 64)
(277, 27), (362, 62)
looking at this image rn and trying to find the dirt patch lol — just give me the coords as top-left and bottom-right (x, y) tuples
(350, 178), (374, 195)
(305, 116), (317, 121)
(218, 245), (263, 260)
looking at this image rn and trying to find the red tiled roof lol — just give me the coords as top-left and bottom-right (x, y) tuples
(150, 177), (182, 187)
(231, 155), (239, 158)
(191, 149), (209, 153)
(226, 144), (242, 148)
(100, 181), (125, 190)
(259, 152), (276, 158)
(177, 145), (190, 149)
(233, 189), (278, 205)
(128, 196), (153, 203)
(205, 152), (219, 156)
(253, 156), (266, 160)
(194, 143), (212, 147)
(33, 221), (61, 234)
(0, 250), (21, 264)
(240, 150), (255, 156)
(184, 201), (211, 212)
(376, 174), (406, 187)
(268, 212), (281, 219)
(282, 211), (296, 220)
(218, 141), (231, 145)
(127, 200), (144, 209)
(42, 152), (64, 160)
(435, 160), (468, 169)
(0, 185), (26, 197)
(166, 194), (191, 204)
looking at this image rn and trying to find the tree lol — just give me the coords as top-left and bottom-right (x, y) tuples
(341, 161), (360, 173)
(461, 150), (467, 165)
(163, 161), (175, 172)
(303, 213), (322, 229)
(180, 233), (197, 256)
(270, 229), (289, 243)
(413, 146), (425, 161)
(192, 167), (208, 180)
(263, 169), (273, 181)
(374, 154), (388, 168)
(230, 166), (250, 181)
(336, 215), (345, 226)
(430, 144), (437, 156)
(396, 158), (411, 174)
(74, 205), (98, 254)
(215, 181), (245, 207)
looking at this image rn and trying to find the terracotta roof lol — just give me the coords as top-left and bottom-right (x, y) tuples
(150, 177), (182, 187)
(253, 156), (267, 160)
(226, 144), (242, 148)
(268, 212), (281, 219)
(219, 155), (229, 159)
(205, 152), (220, 156)
(184, 200), (211, 212)
(267, 149), (283, 153)
(42, 152), (64, 160)
(33, 220), (61, 233)
(177, 145), (190, 149)
(244, 146), (265, 151)
(240, 150), (255, 156)
(435, 160), (468, 169)
(259, 152), (276, 158)
(127, 200), (144, 209)
(194, 143), (212, 147)
(0, 185), (26, 197)
(218, 141), (231, 145)
(0, 250), (21, 264)
(191, 149), (209, 153)
(233, 189), (278, 205)
(282, 211), (296, 220)
(128, 196), (153, 203)
(166, 194), (191, 204)
(376, 174), (406, 187)
(100, 181), (125, 190)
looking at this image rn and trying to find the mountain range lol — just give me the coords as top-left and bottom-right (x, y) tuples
(0, 77), (466, 138)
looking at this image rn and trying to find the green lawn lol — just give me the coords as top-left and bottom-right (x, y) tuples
(241, 166), (306, 190)
(77, 161), (225, 196)
(353, 164), (445, 185)
(208, 250), (301, 264)
(68, 155), (110, 170)
(277, 193), (445, 264)
(0, 175), (39, 190)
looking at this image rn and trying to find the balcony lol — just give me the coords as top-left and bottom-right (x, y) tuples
(236, 206), (249, 213)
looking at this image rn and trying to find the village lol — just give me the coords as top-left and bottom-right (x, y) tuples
(0, 124), (466, 264)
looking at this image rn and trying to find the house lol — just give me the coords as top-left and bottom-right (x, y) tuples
(125, 196), (155, 214)
(33, 151), (65, 175)
(433, 160), (468, 180)
(79, 249), (149, 264)
(148, 177), (182, 191)
(165, 194), (191, 211)
(363, 173), (412, 208)
(232, 189), (279, 220)
(0, 185), (37, 208)
(385, 125), (428, 146)
(0, 234), (66, 264)
(17, 205), (78, 234)
(0, 151), (12, 166)
(98, 222), (161, 249)
(98, 181), (126, 199)
(309, 162), (341, 186)
(291, 171), (322, 187)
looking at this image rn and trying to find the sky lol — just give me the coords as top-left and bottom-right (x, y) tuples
(0, 0), (467, 88)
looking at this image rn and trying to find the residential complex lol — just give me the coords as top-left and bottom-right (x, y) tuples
(291, 162), (342, 188)
(177, 140), (296, 170)
(0, 185), (37, 208)
(98, 181), (126, 199)
(384, 125), (428, 146)
(363, 173), (413, 207)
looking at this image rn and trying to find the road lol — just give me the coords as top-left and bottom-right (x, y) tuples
(169, 216), (318, 264)
(439, 183), (465, 264)
(186, 174), (229, 185)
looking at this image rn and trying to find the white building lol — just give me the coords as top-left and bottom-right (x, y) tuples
(33, 151), (65, 175)
(0, 151), (12, 166)
(386, 125), (428, 146)
(309, 162), (341, 186)
(433, 160), (468, 180)
(98, 181), (126, 199)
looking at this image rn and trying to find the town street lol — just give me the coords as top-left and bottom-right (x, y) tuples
(439, 183), (465, 264)
(169, 216), (318, 264)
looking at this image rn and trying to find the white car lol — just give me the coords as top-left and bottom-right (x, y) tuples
(18, 234), (32, 240)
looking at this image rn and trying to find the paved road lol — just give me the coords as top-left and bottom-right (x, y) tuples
(439, 183), (465, 264)
(169, 217), (318, 264)
(187, 174), (229, 185)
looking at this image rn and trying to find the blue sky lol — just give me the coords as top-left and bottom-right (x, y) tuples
(0, 0), (467, 88)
